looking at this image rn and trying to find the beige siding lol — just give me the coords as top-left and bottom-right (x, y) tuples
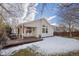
(17, 19), (54, 37)
(40, 19), (54, 37)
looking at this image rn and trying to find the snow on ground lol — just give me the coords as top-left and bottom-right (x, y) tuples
(1, 36), (79, 55)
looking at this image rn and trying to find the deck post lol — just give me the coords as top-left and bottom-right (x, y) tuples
(21, 24), (24, 39)
(18, 27), (21, 39)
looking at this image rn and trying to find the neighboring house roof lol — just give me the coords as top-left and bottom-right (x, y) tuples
(53, 23), (79, 32)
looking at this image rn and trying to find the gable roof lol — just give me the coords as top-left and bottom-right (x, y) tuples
(17, 18), (53, 27)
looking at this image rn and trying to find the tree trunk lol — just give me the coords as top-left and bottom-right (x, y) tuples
(69, 24), (72, 37)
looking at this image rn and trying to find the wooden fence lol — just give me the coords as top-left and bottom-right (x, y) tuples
(54, 32), (79, 37)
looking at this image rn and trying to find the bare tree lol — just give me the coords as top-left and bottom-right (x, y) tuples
(38, 3), (79, 37)
(0, 3), (25, 55)
(58, 3), (79, 37)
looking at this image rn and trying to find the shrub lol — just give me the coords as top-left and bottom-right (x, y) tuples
(12, 45), (43, 56)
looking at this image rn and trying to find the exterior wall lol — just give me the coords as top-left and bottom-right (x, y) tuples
(35, 19), (54, 37)
(23, 21), (36, 27)
(40, 19), (54, 37)
(35, 20), (42, 37)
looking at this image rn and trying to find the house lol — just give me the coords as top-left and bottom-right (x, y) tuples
(16, 18), (54, 38)
(53, 24), (79, 32)
(53, 24), (67, 32)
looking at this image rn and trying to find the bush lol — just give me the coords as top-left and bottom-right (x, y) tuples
(0, 16), (11, 47)
(12, 45), (43, 56)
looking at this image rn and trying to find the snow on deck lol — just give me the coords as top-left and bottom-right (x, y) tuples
(1, 36), (79, 55)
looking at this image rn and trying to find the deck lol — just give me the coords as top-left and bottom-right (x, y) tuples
(0, 37), (43, 49)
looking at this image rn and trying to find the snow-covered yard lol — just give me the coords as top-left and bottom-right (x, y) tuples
(1, 36), (79, 55)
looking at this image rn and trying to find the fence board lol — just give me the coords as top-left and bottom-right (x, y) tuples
(54, 32), (79, 37)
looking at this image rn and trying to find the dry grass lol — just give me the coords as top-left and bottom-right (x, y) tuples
(12, 47), (79, 56)
(73, 37), (79, 40)
(12, 45), (43, 56)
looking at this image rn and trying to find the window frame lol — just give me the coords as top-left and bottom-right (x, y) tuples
(42, 25), (48, 33)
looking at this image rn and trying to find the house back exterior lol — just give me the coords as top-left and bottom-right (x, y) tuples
(16, 18), (54, 38)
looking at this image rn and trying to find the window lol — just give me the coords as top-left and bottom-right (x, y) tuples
(42, 25), (48, 33)
(46, 28), (48, 33)
(18, 28), (19, 34)
(26, 27), (32, 33)
(42, 28), (46, 33)
(43, 25), (45, 27)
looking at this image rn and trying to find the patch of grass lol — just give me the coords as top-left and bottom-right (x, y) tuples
(60, 50), (79, 56)
(12, 45), (43, 56)
(12, 45), (79, 56)
(13, 49), (36, 56)
(48, 50), (79, 56)
(13, 49), (79, 56)
(73, 37), (79, 40)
